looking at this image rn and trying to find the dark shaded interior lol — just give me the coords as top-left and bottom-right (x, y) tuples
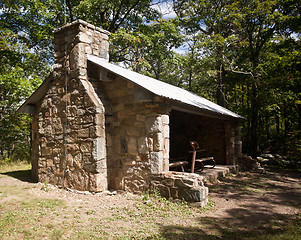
(169, 110), (227, 167)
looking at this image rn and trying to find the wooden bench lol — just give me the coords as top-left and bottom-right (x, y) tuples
(169, 156), (189, 172)
(169, 141), (216, 173)
(169, 160), (189, 172)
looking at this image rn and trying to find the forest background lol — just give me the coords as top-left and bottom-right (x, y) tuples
(0, 0), (300, 163)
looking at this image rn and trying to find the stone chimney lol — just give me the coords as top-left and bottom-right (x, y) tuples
(33, 20), (110, 192)
(53, 19), (109, 75)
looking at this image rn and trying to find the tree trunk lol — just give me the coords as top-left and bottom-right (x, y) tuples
(250, 82), (259, 157)
(216, 64), (226, 107)
(276, 114), (280, 135)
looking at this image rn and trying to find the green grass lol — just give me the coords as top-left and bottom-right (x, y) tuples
(0, 162), (300, 240)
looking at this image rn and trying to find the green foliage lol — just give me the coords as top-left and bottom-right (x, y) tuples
(110, 18), (183, 81)
(0, 65), (42, 161)
(1, 0), (300, 160)
(72, 0), (160, 32)
(0, 3), (48, 161)
(174, 0), (301, 157)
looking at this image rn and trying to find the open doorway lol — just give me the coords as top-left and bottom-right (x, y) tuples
(169, 110), (227, 169)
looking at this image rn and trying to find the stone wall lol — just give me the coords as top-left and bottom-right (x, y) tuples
(89, 68), (170, 193)
(32, 20), (109, 192)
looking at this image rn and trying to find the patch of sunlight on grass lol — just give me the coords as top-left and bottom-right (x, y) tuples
(0, 161), (31, 173)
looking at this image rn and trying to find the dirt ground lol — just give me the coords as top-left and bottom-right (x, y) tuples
(0, 164), (300, 239)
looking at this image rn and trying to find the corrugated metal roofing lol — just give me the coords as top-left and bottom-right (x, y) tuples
(87, 54), (242, 119)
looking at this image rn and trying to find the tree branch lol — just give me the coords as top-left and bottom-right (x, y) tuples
(113, 0), (140, 32)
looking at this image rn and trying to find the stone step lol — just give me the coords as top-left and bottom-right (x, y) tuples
(197, 165), (238, 182)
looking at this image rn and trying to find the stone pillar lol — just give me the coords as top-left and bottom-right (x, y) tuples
(146, 116), (164, 174)
(162, 114), (170, 172)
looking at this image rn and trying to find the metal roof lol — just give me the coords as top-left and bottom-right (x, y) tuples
(87, 54), (243, 119)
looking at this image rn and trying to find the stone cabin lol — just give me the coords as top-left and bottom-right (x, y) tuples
(18, 20), (242, 203)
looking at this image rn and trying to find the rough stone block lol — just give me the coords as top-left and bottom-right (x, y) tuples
(148, 138), (153, 152)
(89, 125), (104, 138)
(161, 114), (169, 125)
(174, 178), (197, 189)
(66, 154), (73, 166)
(70, 43), (86, 70)
(83, 115), (94, 124)
(146, 116), (162, 133)
(38, 159), (46, 168)
(92, 137), (106, 160)
(178, 187), (202, 202)
(41, 147), (52, 156)
(53, 157), (60, 165)
(80, 142), (92, 153)
(66, 143), (79, 152)
(163, 125), (169, 138)
(93, 173), (108, 192)
(138, 137), (148, 154)
(77, 32), (92, 44)
(73, 153), (82, 168)
(154, 133), (164, 152)
(95, 160), (107, 173)
(85, 45), (92, 54)
(127, 137), (137, 155)
(161, 178), (174, 187)
(78, 128), (89, 138)
(44, 125), (53, 136)
(150, 151), (163, 173)
(40, 137), (47, 147)
(152, 184), (171, 199)
(53, 124), (63, 135)
(162, 158), (169, 172)
(95, 113), (104, 125)
(170, 187), (179, 199)
(163, 138), (169, 155)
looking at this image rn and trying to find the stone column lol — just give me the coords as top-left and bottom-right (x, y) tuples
(147, 116), (164, 174)
(162, 114), (170, 172)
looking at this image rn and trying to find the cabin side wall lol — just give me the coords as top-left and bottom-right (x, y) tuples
(94, 71), (170, 193)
